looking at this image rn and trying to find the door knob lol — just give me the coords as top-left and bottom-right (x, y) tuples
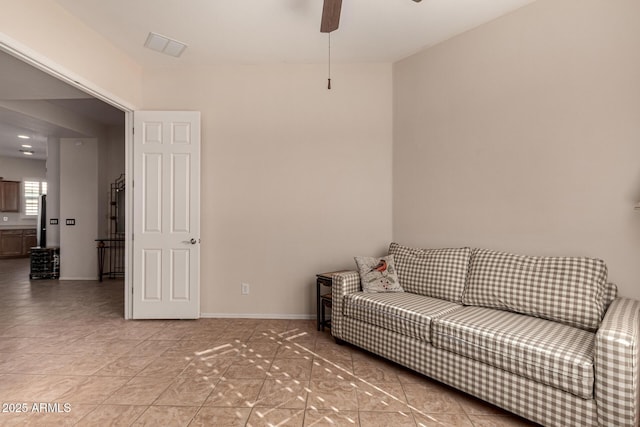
(190, 238), (197, 244)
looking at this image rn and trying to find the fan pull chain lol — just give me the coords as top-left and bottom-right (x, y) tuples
(327, 32), (332, 90)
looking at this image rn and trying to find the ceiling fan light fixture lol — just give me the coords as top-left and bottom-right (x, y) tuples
(144, 32), (187, 58)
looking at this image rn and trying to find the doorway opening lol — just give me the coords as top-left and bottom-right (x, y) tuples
(0, 44), (133, 319)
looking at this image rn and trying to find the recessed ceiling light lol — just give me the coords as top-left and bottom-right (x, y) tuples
(21, 144), (32, 148)
(144, 32), (187, 58)
(18, 135), (30, 139)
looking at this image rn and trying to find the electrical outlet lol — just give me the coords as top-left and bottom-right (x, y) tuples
(241, 283), (250, 295)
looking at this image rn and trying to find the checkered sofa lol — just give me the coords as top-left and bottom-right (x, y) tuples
(331, 243), (640, 427)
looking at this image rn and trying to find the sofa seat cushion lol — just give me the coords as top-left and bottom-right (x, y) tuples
(432, 306), (595, 399)
(344, 292), (463, 342)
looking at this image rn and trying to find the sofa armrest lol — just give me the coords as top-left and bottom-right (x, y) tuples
(595, 297), (640, 427)
(330, 271), (361, 340)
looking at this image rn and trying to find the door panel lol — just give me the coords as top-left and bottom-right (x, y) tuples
(133, 111), (200, 319)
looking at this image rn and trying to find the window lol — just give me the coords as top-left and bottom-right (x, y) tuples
(24, 180), (47, 216)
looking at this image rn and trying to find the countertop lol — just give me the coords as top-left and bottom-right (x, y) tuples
(0, 225), (37, 230)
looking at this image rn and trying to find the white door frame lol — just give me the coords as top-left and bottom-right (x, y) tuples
(0, 34), (136, 319)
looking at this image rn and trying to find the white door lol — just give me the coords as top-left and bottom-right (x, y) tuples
(132, 111), (200, 319)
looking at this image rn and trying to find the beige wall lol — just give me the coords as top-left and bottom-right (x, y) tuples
(0, 0), (141, 107)
(393, 0), (640, 299)
(59, 138), (98, 280)
(142, 64), (393, 317)
(97, 124), (125, 238)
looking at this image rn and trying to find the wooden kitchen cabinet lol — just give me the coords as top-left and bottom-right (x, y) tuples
(0, 181), (20, 212)
(0, 229), (37, 258)
(0, 230), (24, 256)
(23, 229), (37, 255)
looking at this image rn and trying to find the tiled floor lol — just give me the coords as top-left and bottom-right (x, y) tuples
(0, 258), (538, 426)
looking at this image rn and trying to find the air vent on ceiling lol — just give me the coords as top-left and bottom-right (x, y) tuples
(144, 32), (187, 58)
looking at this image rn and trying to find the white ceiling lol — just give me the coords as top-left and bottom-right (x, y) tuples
(0, 51), (123, 160)
(1, 0), (537, 161)
(54, 0), (536, 66)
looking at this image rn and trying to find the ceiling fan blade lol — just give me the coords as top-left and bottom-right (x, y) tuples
(320, 0), (342, 33)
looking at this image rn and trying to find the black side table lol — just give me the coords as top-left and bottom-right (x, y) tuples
(316, 271), (349, 331)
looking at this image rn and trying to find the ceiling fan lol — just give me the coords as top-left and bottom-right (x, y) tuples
(321, 0), (422, 33)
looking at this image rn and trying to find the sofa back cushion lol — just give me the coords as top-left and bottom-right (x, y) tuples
(463, 248), (609, 331)
(388, 243), (471, 303)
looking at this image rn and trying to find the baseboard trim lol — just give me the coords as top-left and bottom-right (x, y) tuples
(200, 312), (315, 320)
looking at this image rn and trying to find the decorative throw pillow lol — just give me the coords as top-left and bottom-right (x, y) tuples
(354, 255), (403, 293)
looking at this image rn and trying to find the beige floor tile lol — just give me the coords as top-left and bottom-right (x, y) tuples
(456, 392), (508, 416)
(14, 375), (86, 402)
(307, 380), (359, 411)
(82, 327), (161, 341)
(180, 356), (235, 379)
(216, 331), (255, 341)
(77, 404), (148, 426)
(68, 339), (145, 356)
(166, 339), (240, 358)
(413, 412), (474, 426)
(237, 342), (281, 359)
(396, 367), (434, 384)
(313, 342), (355, 361)
(1, 353), (78, 375)
(190, 407), (252, 426)
(269, 358), (313, 380)
(0, 259), (540, 426)
(179, 329), (226, 342)
(131, 405), (198, 426)
(24, 403), (97, 427)
(352, 359), (402, 384)
(224, 357), (273, 379)
(304, 408), (359, 426)
(358, 410), (416, 427)
(0, 411), (35, 427)
(402, 383), (464, 414)
(6, 337), (75, 355)
(204, 378), (264, 407)
(247, 408), (305, 427)
(276, 342), (316, 359)
(356, 382), (410, 412)
(94, 355), (156, 376)
(56, 375), (130, 404)
(63, 355), (117, 376)
(104, 376), (173, 405)
(129, 339), (177, 356)
(255, 379), (309, 409)
(0, 337), (24, 352)
(154, 375), (216, 406)
(311, 358), (355, 382)
(282, 334), (318, 348)
(136, 355), (191, 377)
(146, 328), (188, 340)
